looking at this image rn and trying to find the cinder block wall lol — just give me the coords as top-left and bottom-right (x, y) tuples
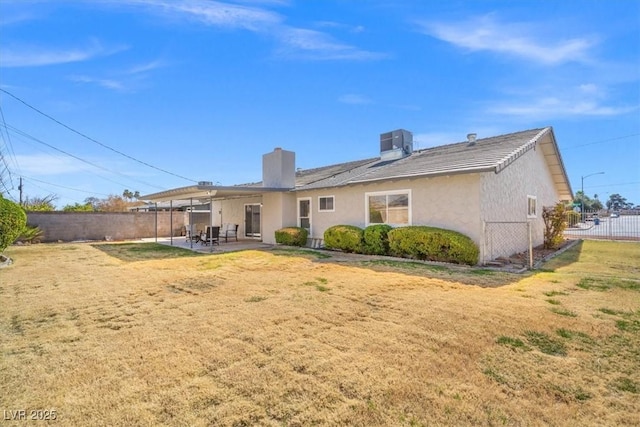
(26, 212), (185, 242)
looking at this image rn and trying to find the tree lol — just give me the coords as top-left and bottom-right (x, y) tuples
(606, 193), (631, 211)
(84, 197), (101, 210)
(63, 202), (94, 212)
(98, 195), (130, 212)
(0, 196), (27, 253)
(573, 191), (605, 212)
(22, 194), (57, 211)
(122, 189), (140, 202)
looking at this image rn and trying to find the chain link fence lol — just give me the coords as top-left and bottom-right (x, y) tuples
(483, 221), (532, 267)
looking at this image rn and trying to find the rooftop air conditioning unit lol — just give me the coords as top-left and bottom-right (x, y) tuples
(380, 129), (413, 160)
(198, 181), (213, 186)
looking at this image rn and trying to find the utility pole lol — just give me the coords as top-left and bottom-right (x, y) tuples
(18, 177), (23, 205)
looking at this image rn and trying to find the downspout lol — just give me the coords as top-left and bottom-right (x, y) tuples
(170, 200), (173, 246)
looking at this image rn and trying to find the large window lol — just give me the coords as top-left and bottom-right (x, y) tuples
(318, 196), (334, 212)
(366, 190), (411, 225)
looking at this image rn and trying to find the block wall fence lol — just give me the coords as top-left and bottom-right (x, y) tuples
(26, 211), (185, 242)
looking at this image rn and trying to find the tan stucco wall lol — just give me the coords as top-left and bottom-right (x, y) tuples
(480, 139), (562, 260)
(26, 211), (183, 242)
(208, 196), (263, 239)
(294, 173), (483, 244)
(261, 192), (297, 244)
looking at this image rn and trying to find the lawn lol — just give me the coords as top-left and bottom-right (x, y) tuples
(1, 240), (639, 426)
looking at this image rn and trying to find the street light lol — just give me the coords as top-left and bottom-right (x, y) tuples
(581, 171), (604, 222)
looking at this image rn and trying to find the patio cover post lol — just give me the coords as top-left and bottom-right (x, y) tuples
(154, 203), (158, 243)
(209, 196), (214, 252)
(189, 198), (193, 249)
(170, 200), (173, 246)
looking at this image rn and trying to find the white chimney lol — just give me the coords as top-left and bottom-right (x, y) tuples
(262, 147), (295, 188)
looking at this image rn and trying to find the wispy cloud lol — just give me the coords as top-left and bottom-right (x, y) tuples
(15, 154), (93, 175)
(1, 39), (127, 68)
(487, 83), (637, 119)
(109, 0), (282, 30)
(338, 94), (372, 105)
(275, 27), (386, 60)
(69, 75), (126, 91)
(419, 14), (595, 65)
(105, 0), (385, 61)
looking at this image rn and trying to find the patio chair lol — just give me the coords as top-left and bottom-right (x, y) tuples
(185, 224), (199, 242)
(221, 223), (239, 242)
(199, 226), (220, 246)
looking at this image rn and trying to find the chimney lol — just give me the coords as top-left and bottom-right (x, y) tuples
(262, 147), (295, 188)
(467, 133), (477, 146)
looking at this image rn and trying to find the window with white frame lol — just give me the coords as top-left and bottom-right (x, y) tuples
(366, 190), (411, 225)
(318, 196), (335, 212)
(527, 195), (537, 218)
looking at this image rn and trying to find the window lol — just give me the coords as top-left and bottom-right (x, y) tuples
(366, 190), (411, 225)
(527, 195), (537, 218)
(298, 198), (311, 235)
(318, 196), (334, 212)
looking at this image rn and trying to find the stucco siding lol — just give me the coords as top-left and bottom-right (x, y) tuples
(295, 173), (483, 245)
(480, 138), (561, 259)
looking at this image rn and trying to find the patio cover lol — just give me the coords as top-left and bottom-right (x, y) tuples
(140, 183), (288, 203)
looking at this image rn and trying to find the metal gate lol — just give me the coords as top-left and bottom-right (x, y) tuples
(564, 210), (640, 241)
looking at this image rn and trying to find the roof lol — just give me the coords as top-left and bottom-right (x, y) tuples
(293, 127), (573, 200)
(141, 127), (573, 202)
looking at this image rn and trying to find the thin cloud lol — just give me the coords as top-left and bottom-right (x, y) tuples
(275, 27), (386, 60)
(420, 14), (595, 65)
(69, 75), (126, 91)
(127, 59), (166, 75)
(1, 40), (127, 68)
(15, 154), (93, 175)
(110, 0), (282, 31)
(103, 0), (385, 61)
(488, 96), (636, 118)
(338, 94), (373, 105)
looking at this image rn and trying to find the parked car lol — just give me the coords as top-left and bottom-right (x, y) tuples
(610, 211), (620, 218)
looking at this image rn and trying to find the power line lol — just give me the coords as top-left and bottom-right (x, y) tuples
(22, 176), (112, 197)
(563, 133), (640, 150)
(0, 88), (198, 183)
(5, 124), (165, 190)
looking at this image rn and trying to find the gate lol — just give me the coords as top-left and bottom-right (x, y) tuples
(564, 210), (640, 241)
(483, 221), (533, 267)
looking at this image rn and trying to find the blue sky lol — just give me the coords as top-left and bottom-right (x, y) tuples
(1, 0), (638, 208)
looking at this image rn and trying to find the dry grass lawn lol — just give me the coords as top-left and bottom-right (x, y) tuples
(1, 240), (639, 426)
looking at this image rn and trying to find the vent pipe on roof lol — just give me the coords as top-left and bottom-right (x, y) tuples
(467, 133), (477, 146)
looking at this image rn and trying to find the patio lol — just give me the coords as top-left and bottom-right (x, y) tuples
(141, 236), (273, 254)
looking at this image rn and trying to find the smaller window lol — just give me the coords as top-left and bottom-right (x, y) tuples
(527, 195), (537, 218)
(318, 196), (335, 212)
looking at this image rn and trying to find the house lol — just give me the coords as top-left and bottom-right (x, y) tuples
(141, 127), (573, 264)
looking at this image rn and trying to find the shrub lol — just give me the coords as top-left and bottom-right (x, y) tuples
(324, 225), (364, 253)
(543, 202), (567, 249)
(0, 197), (27, 253)
(362, 224), (393, 255)
(274, 227), (308, 247)
(388, 226), (479, 265)
(17, 224), (44, 244)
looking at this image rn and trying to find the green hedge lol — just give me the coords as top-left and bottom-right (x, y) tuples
(362, 224), (392, 255)
(275, 227), (308, 247)
(0, 197), (27, 253)
(388, 226), (479, 265)
(324, 225), (363, 253)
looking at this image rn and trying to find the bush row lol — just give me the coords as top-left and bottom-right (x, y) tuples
(323, 224), (479, 265)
